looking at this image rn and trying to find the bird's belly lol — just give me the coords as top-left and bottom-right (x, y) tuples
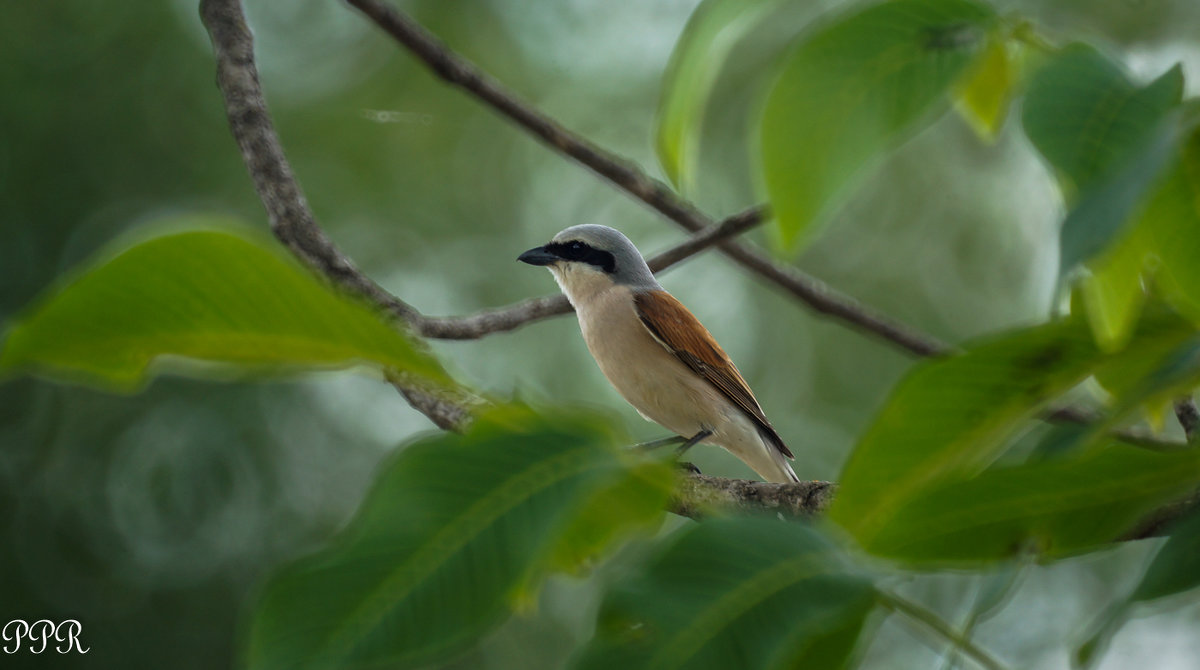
(579, 299), (716, 437)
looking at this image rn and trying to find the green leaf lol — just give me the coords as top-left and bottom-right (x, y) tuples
(1132, 507), (1200, 603)
(1143, 129), (1200, 322)
(248, 405), (674, 670)
(1076, 505), (1200, 668)
(859, 441), (1200, 564)
(830, 316), (1104, 546)
(0, 221), (450, 391)
(759, 0), (996, 250)
(656, 0), (783, 192)
(1022, 45), (1183, 196)
(1080, 223), (1152, 352)
(574, 518), (876, 670)
(953, 33), (1018, 142)
(1058, 109), (1183, 275)
(1021, 45), (1184, 274)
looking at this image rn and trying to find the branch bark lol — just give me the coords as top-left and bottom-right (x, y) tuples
(1175, 396), (1199, 443)
(677, 472), (1198, 541)
(200, 0), (471, 429)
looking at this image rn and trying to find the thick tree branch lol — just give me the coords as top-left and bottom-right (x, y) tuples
(200, 0), (470, 428)
(200, 0), (422, 326)
(671, 474), (837, 520)
(678, 472), (1199, 541)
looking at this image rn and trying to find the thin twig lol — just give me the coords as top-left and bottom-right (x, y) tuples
(878, 591), (1009, 670)
(343, 0), (949, 358)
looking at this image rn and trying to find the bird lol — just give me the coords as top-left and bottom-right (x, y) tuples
(518, 224), (799, 483)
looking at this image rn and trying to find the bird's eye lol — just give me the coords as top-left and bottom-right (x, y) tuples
(570, 241), (583, 251)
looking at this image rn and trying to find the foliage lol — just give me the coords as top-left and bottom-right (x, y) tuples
(0, 221), (451, 391)
(7, 0), (1200, 668)
(250, 406), (674, 670)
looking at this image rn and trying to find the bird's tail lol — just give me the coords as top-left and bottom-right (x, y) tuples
(755, 428), (800, 483)
(767, 448), (800, 483)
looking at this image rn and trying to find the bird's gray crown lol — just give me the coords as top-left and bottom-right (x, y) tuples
(549, 224), (660, 288)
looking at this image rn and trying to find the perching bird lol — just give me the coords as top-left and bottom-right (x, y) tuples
(518, 224), (798, 483)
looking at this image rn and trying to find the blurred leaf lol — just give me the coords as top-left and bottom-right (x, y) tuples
(574, 518), (875, 670)
(953, 34), (1017, 141)
(1132, 506), (1200, 603)
(657, 0), (783, 192)
(1080, 224), (1151, 352)
(0, 221), (451, 391)
(1144, 129), (1200, 322)
(831, 316), (1102, 545)
(1058, 111), (1183, 275)
(940, 562), (1024, 670)
(860, 441), (1200, 565)
(1028, 423), (1093, 463)
(249, 405), (674, 670)
(1076, 505), (1200, 668)
(1077, 117), (1200, 350)
(1023, 45), (1182, 196)
(759, 0), (996, 250)
(833, 311), (1200, 552)
(1022, 44), (1184, 274)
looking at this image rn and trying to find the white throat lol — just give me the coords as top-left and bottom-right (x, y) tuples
(549, 263), (618, 310)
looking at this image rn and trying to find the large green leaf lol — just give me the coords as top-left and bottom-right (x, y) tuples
(656, 0), (783, 192)
(574, 518), (876, 670)
(831, 311), (1200, 551)
(1023, 45), (1182, 196)
(1078, 126), (1200, 351)
(248, 406), (674, 670)
(759, 0), (996, 249)
(0, 222), (451, 391)
(1021, 44), (1184, 275)
(830, 316), (1103, 545)
(1143, 129), (1200, 321)
(860, 441), (1200, 564)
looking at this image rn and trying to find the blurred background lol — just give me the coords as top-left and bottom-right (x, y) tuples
(2, 0), (1200, 668)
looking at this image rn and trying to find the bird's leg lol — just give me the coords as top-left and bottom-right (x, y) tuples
(635, 435), (688, 450)
(675, 429), (713, 456)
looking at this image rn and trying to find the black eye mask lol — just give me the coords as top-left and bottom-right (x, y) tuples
(544, 240), (616, 274)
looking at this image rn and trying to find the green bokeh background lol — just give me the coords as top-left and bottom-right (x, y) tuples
(2, 0), (1199, 668)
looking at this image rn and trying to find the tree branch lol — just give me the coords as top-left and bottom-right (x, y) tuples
(343, 0), (949, 358)
(1175, 396), (1199, 443)
(676, 471), (1199, 542)
(202, 0), (1196, 538)
(200, 0), (470, 429)
(200, 0), (422, 326)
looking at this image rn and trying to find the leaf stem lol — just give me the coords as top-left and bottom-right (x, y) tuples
(877, 590), (1009, 670)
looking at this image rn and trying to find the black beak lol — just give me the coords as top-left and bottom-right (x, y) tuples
(517, 246), (559, 266)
